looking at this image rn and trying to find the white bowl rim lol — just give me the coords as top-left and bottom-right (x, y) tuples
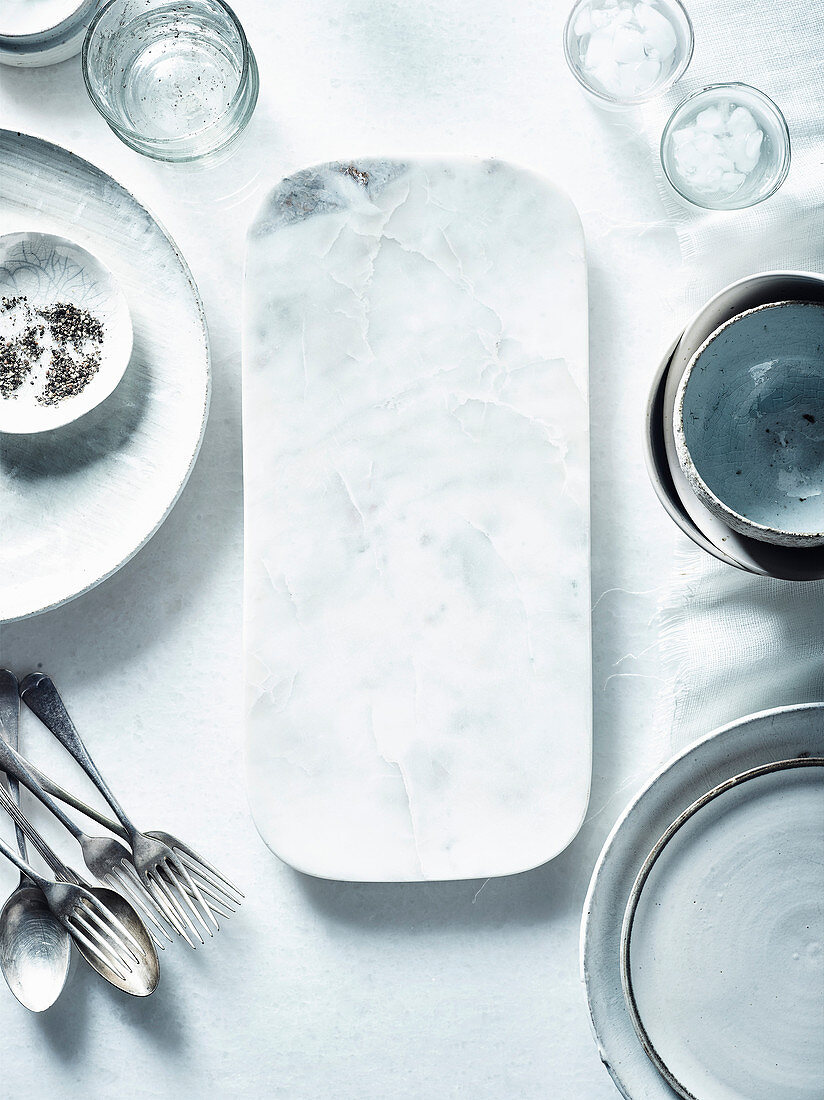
(673, 298), (824, 546)
(0, 0), (95, 43)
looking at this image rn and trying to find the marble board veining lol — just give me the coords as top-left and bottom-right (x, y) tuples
(243, 158), (590, 882)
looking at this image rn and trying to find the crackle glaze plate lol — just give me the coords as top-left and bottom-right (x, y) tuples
(582, 703), (824, 1100)
(243, 158), (590, 882)
(0, 131), (209, 623)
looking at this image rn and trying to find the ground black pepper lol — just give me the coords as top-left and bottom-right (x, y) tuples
(0, 295), (104, 406)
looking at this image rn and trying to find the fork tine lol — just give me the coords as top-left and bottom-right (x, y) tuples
(105, 869), (174, 943)
(175, 850), (244, 902)
(147, 872), (201, 948)
(69, 919), (131, 981)
(186, 881), (236, 917)
(179, 859), (242, 912)
(117, 858), (182, 935)
(75, 908), (139, 970)
(82, 895), (146, 960)
(69, 912), (132, 979)
(166, 856), (217, 935)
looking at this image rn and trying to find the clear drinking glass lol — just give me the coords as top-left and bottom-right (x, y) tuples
(82, 0), (259, 162)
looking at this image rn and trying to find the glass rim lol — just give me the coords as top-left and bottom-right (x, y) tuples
(660, 81), (792, 210)
(82, 0), (254, 149)
(563, 0), (695, 107)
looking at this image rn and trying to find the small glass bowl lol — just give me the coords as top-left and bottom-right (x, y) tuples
(82, 0), (259, 163)
(661, 83), (791, 210)
(564, 0), (693, 108)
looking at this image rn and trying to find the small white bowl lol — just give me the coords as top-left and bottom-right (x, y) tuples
(0, 233), (133, 434)
(674, 300), (824, 548)
(0, 0), (98, 67)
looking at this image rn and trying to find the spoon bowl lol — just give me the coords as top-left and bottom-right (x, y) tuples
(74, 885), (159, 996)
(0, 882), (71, 1011)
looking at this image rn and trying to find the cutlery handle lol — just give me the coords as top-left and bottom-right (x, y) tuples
(0, 731), (84, 842)
(0, 826), (50, 892)
(26, 760), (127, 842)
(21, 675), (137, 841)
(0, 669), (28, 862)
(0, 783), (74, 882)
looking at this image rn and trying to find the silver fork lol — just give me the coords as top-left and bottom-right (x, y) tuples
(0, 775), (166, 953)
(0, 819), (145, 985)
(16, 759), (240, 925)
(21, 674), (242, 948)
(0, 728), (179, 946)
(0, 780), (160, 994)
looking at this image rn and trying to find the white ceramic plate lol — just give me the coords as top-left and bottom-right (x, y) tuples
(0, 131), (209, 622)
(582, 703), (824, 1100)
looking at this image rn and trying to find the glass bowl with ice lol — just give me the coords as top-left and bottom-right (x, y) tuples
(661, 83), (791, 210)
(564, 0), (693, 106)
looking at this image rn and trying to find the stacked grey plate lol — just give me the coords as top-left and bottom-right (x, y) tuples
(645, 270), (824, 581)
(583, 702), (824, 1100)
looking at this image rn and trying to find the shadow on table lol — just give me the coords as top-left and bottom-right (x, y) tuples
(31, 948), (187, 1062)
(292, 815), (609, 933)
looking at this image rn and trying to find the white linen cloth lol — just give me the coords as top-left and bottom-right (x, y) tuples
(646, 0), (824, 750)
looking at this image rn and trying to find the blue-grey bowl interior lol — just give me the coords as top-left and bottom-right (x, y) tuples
(679, 301), (824, 540)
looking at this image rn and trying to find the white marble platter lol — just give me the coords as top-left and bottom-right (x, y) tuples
(582, 702), (824, 1100)
(243, 158), (590, 882)
(0, 131), (209, 622)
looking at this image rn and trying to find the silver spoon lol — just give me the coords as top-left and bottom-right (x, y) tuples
(0, 670), (70, 1012)
(0, 780), (159, 996)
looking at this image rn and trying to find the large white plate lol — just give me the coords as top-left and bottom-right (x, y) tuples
(0, 131), (210, 622)
(582, 703), (824, 1099)
(244, 158), (590, 881)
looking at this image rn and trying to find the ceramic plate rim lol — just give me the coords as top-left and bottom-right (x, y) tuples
(644, 338), (751, 572)
(619, 755), (824, 1100)
(581, 701), (824, 1100)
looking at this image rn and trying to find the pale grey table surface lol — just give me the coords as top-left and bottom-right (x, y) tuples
(0, 2), (690, 1096)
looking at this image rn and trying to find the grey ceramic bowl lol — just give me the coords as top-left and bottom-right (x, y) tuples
(674, 300), (824, 547)
(644, 341), (752, 572)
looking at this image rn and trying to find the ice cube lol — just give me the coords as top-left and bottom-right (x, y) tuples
(573, 7), (593, 35)
(588, 60), (622, 94)
(612, 25), (646, 62)
(584, 27), (615, 69)
(728, 106), (757, 135)
(695, 106), (724, 131)
(719, 171), (747, 193)
(745, 129), (764, 160)
(632, 56), (661, 92)
(635, 2), (677, 58)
